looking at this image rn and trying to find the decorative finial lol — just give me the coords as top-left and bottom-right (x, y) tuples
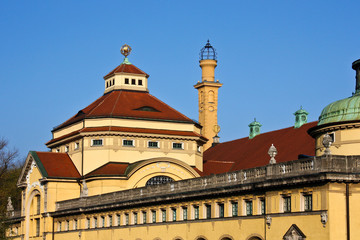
(121, 44), (132, 57)
(322, 133), (333, 155)
(268, 144), (277, 164)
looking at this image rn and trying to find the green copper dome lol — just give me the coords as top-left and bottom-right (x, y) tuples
(318, 59), (360, 126)
(318, 93), (360, 125)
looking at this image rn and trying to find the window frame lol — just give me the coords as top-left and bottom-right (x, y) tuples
(172, 142), (184, 150)
(231, 201), (238, 217)
(122, 139), (134, 147)
(148, 141), (159, 148)
(91, 139), (103, 147)
(245, 200), (253, 216)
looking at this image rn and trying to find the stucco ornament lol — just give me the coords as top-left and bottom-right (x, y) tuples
(268, 144), (277, 164)
(266, 216), (272, 229)
(322, 133), (333, 155)
(321, 212), (328, 227)
(26, 159), (44, 194)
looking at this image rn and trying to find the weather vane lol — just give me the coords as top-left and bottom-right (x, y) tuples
(121, 44), (132, 58)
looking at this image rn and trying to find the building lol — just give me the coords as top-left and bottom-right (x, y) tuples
(6, 42), (360, 240)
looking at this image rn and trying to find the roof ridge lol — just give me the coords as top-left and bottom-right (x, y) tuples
(110, 90), (122, 117)
(87, 93), (109, 116)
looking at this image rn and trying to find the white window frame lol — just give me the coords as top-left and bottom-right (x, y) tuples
(122, 139), (135, 147)
(91, 139), (103, 147)
(172, 142), (184, 150)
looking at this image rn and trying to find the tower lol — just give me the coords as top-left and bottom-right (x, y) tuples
(194, 40), (223, 150)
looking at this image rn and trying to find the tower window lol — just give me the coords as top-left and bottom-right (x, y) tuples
(91, 139), (103, 146)
(138, 79), (143, 85)
(112, 79), (115, 85)
(123, 139), (134, 147)
(172, 142), (184, 150)
(131, 79), (136, 85)
(125, 78), (129, 84)
(148, 141), (159, 148)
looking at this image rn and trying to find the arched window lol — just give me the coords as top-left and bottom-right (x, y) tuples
(146, 176), (174, 186)
(208, 90), (214, 102)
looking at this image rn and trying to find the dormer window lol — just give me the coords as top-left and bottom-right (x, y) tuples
(131, 79), (136, 85)
(125, 78), (129, 84)
(138, 79), (143, 85)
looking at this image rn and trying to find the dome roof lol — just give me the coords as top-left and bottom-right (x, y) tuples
(318, 93), (360, 125)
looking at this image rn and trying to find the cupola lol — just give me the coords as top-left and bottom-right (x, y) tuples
(294, 106), (308, 128)
(249, 118), (262, 139)
(103, 44), (149, 93)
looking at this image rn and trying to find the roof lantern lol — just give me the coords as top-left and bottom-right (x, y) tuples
(294, 106), (308, 128)
(249, 118), (262, 139)
(318, 59), (360, 125)
(200, 40), (217, 60)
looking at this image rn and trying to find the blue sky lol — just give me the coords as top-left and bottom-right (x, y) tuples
(1, 1), (360, 159)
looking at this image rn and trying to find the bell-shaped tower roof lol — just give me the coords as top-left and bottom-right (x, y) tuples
(199, 40), (217, 60)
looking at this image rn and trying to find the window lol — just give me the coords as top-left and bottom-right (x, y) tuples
(206, 204), (211, 219)
(231, 202), (238, 217)
(134, 212), (138, 225)
(304, 194), (312, 211)
(94, 217), (97, 228)
(131, 79), (136, 85)
(142, 211), (147, 224)
(138, 79), (143, 85)
(74, 219), (78, 230)
(172, 142), (183, 150)
(58, 221), (62, 232)
(36, 219), (40, 236)
(329, 133), (335, 142)
(148, 141), (159, 148)
(172, 208), (176, 221)
(36, 195), (41, 215)
(112, 79), (115, 85)
(218, 203), (224, 218)
(122, 139), (134, 147)
(91, 139), (103, 146)
(183, 207), (188, 220)
(86, 218), (90, 229)
(108, 215), (112, 227)
(162, 209), (167, 222)
(56, 148), (60, 153)
(246, 200), (253, 216)
(197, 145), (201, 153)
(125, 213), (129, 225)
(116, 214), (120, 226)
(283, 196), (291, 213)
(260, 198), (265, 215)
(146, 176), (174, 186)
(125, 78), (129, 84)
(65, 145), (69, 152)
(75, 142), (79, 150)
(194, 205), (199, 220)
(152, 210), (156, 223)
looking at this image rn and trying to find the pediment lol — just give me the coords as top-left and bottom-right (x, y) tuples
(17, 151), (46, 188)
(283, 224), (306, 240)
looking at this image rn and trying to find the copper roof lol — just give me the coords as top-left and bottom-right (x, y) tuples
(202, 121), (317, 175)
(104, 63), (149, 79)
(53, 90), (195, 131)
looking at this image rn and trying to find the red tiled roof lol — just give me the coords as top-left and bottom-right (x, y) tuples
(53, 90), (195, 131)
(34, 152), (81, 178)
(202, 121), (317, 175)
(86, 162), (129, 177)
(104, 63), (149, 79)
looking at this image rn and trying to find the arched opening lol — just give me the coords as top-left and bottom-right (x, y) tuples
(25, 190), (42, 240)
(146, 175), (174, 186)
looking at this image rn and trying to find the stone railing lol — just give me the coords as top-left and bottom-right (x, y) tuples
(56, 155), (360, 212)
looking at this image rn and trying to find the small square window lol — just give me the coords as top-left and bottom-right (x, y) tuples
(56, 148), (60, 153)
(125, 78), (129, 84)
(123, 139), (134, 147)
(172, 142), (183, 150)
(138, 79), (143, 85)
(91, 139), (103, 146)
(148, 141), (159, 148)
(131, 79), (136, 85)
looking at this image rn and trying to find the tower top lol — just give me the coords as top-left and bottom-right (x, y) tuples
(200, 40), (217, 60)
